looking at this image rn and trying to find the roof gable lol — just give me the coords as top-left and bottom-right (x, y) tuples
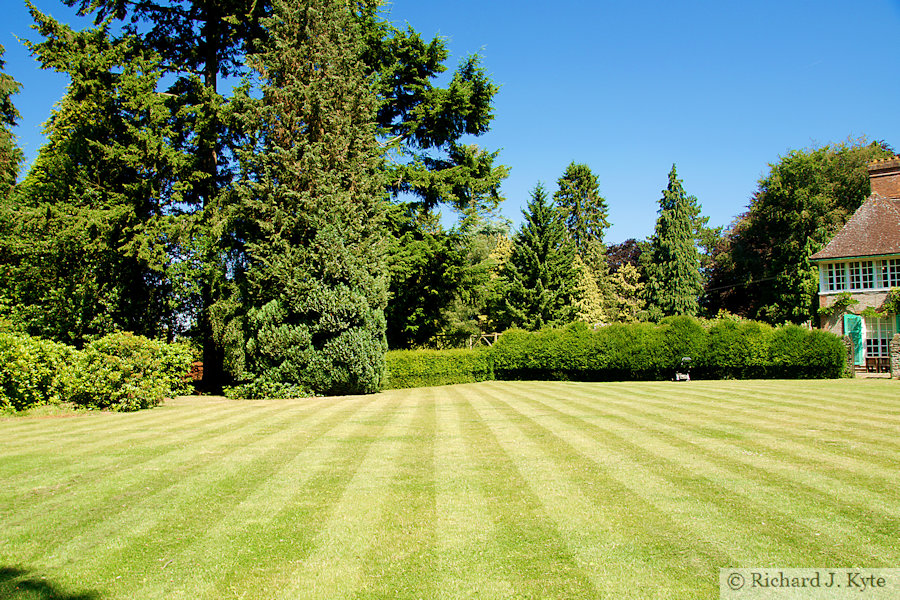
(809, 194), (900, 261)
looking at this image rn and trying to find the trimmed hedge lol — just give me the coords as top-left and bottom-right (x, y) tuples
(382, 318), (846, 389)
(493, 317), (846, 381)
(1, 332), (194, 413)
(384, 348), (493, 390)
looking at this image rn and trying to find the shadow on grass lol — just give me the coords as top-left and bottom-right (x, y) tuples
(0, 567), (100, 600)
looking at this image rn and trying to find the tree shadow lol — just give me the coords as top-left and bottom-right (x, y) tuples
(0, 567), (100, 600)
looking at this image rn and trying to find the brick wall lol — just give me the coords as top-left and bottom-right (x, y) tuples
(868, 157), (900, 199)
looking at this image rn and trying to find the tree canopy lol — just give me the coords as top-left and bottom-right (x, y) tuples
(704, 140), (893, 323)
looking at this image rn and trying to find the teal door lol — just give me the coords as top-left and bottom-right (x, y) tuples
(843, 314), (864, 366)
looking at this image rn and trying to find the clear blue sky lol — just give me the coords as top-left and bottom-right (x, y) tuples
(4, 0), (900, 243)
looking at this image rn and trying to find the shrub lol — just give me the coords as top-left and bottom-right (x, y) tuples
(0, 333), (72, 412)
(384, 348), (493, 390)
(65, 333), (194, 411)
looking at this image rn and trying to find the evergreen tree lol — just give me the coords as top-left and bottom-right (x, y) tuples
(609, 263), (645, 323)
(553, 162), (613, 321)
(0, 44), (22, 199)
(645, 165), (703, 318)
(553, 162), (610, 255)
(498, 183), (577, 330)
(66, 0), (506, 390)
(222, 0), (387, 396)
(0, 12), (192, 343)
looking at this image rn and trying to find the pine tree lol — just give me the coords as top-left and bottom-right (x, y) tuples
(0, 44), (22, 199)
(0, 12), (191, 343)
(499, 183), (577, 330)
(645, 165), (703, 317)
(222, 0), (387, 396)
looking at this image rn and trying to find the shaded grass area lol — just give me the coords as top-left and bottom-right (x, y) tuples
(1, 380), (899, 599)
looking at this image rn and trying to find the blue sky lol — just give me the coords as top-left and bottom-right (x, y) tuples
(4, 0), (900, 243)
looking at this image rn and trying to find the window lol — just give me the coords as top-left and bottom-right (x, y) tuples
(865, 316), (896, 358)
(881, 258), (900, 288)
(826, 263), (845, 291)
(848, 261), (874, 290)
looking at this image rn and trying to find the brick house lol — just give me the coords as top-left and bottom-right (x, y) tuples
(809, 157), (900, 372)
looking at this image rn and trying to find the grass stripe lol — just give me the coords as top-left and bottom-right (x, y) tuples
(269, 391), (418, 600)
(452, 385), (599, 598)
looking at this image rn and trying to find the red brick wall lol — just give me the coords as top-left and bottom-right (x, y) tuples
(868, 157), (900, 199)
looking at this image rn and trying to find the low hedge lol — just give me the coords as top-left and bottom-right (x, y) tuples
(1, 332), (194, 413)
(492, 317), (846, 381)
(384, 348), (493, 390)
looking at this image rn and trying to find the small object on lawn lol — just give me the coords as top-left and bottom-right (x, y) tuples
(675, 357), (691, 382)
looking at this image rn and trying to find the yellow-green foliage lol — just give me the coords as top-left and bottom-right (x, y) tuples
(1, 331), (194, 412)
(66, 333), (194, 411)
(384, 348), (493, 389)
(0, 332), (71, 411)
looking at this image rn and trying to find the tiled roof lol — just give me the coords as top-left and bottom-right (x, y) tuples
(809, 194), (900, 261)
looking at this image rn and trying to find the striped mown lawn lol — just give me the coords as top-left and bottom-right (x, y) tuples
(1, 379), (899, 599)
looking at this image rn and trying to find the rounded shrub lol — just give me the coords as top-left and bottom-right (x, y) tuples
(65, 333), (194, 411)
(0, 333), (72, 412)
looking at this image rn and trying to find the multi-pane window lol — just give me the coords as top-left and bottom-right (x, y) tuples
(827, 263), (846, 291)
(849, 262), (862, 289)
(881, 259), (900, 287)
(848, 261), (875, 290)
(865, 316), (896, 358)
(822, 259), (900, 292)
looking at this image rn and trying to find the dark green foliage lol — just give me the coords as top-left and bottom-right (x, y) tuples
(553, 162), (610, 256)
(383, 348), (493, 389)
(646, 165), (703, 318)
(498, 183), (577, 330)
(1, 10), (194, 344)
(0, 44), (22, 199)
(66, 332), (194, 411)
(491, 318), (845, 381)
(705, 140), (894, 324)
(221, 0), (387, 397)
(0, 333), (72, 412)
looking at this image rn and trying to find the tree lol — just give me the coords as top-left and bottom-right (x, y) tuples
(64, 0), (507, 390)
(0, 11), (192, 343)
(0, 44), (22, 198)
(645, 165), (703, 318)
(553, 162), (610, 255)
(219, 0), (387, 396)
(498, 183), (577, 330)
(553, 162), (613, 323)
(609, 263), (645, 323)
(704, 140), (893, 323)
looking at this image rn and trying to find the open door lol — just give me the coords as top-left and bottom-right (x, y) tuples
(843, 313), (864, 366)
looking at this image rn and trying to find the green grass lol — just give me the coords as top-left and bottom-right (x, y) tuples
(1, 379), (899, 599)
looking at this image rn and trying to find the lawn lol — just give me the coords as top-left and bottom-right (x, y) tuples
(1, 379), (899, 599)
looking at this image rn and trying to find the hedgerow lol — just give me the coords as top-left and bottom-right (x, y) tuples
(384, 348), (493, 389)
(0, 333), (72, 412)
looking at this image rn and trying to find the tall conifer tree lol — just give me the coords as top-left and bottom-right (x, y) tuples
(646, 165), (703, 317)
(0, 44), (22, 199)
(222, 0), (387, 396)
(499, 183), (576, 330)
